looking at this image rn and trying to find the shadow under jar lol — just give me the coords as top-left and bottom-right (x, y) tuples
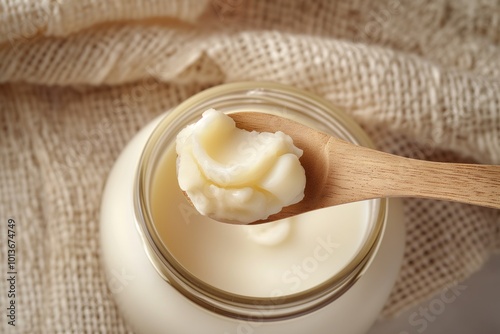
(100, 82), (406, 334)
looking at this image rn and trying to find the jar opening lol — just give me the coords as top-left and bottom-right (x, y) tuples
(134, 82), (387, 320)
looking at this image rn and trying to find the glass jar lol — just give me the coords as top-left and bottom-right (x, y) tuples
(100, 82), (405, 334)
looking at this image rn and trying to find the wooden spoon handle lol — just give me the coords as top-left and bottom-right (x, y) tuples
(395, 159), (500, 209)
(327, 137), (500, 209)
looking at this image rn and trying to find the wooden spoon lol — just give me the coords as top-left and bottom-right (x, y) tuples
(226, 112), (500, 224)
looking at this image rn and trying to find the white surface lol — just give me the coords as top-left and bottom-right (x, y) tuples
(368, 254), (500, 334)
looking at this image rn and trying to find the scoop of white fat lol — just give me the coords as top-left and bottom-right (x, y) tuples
(176, 109), (306, 224)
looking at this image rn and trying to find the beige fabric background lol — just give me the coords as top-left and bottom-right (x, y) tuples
(1, 0), (499, 332)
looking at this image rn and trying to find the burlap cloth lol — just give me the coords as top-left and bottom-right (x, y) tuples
(1, 0), (499, 332)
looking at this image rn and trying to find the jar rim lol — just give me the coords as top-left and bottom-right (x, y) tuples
(134, 81), (387, 320)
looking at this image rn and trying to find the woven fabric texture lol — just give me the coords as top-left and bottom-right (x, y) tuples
(1, 0), (499, 332)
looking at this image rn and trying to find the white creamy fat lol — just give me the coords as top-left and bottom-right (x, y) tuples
(175, 109), (306, 224)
